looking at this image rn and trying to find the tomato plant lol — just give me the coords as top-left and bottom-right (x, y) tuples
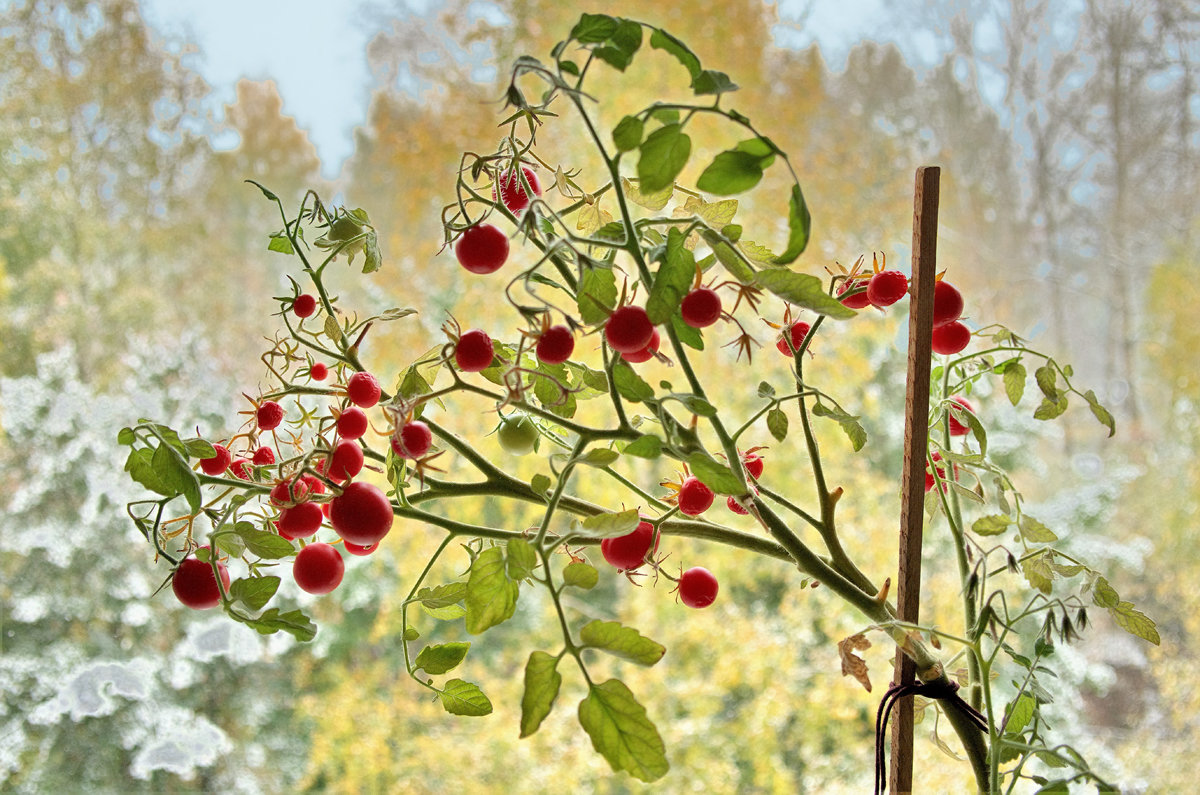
(117, 13), (1148, 793)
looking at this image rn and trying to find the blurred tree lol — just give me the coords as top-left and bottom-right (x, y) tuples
(0, 0), (210, 377)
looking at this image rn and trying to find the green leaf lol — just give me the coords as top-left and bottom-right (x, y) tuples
(1083, 389), (1116, 437)
(592, 19), (642, 72)
(972, 515), (1013, 536)
(404, 627), (420, 642)
(1035, 365), (1058, 400)
(323, 313), (342, 342)
(623, 434), (663, 459)
(691, 69), (738, 95)
(612, 115), (644, 152)
(183, 438), (217, 460)
(581, 508), (641, 539)
(241, 608), (316, 642)
(268, 232), (294, 255)
(670, 313), (704, 351)
(438, 679), (493, 716)
(1004, 693), (1036, 735)
(563, 562), (599, 590)
(700, 237), (748, 284)
(520, 651), (563, 737)
(645, 228), (694, 325)
(637, 124), (691, 193)
(578, 680), (669, 782)
(649, 27), (700, 79)
(755, 269), (855, 319)
(416, 582), (468, 620)
(213, 531), (246, 560)
(681, 196), (738, 227)
(415, 642), (471, 675)
(621, 176), (673, 211)
(1033, 395), (1068, 420)
(228, 576), (280, 612)
(507, 538), (538, 581)
(577, 267), (617, 324)
(685, 452), (743, 495)
(125, 447), (171, 497)
(575, 363), (610, 393)
(579, 621), (666, 666)
(151, 441), (201, 512)
(117, 427), (136, 446)
(1109, 602), (1159, 644)
(237, 527), (295, 559)
(1092, 577), (1120, 609)
(757, 381), (776, 398)
(696, 150), (766, 195)
(530, 473), (552, 497)
(767, 407), (789, 442)
(1019, 515), (1058, 543)
(464, 546), (519, 634)
(246, 180), (278, 201)
(772, 184), (812, 264)
(578, 448), (620, 468)
(571, 13), (618, 43)
(612, 362), (654, 402)
(1021, 553), (1055, 595)
(811, 402), (867, 451)
(681, 395), (716, 418)
(534, 362), (578, 420)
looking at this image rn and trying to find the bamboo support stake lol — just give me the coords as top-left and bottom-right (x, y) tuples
(889, 166), (940, 794)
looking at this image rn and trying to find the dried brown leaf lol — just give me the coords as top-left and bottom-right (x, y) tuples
(837, 633), (872, 693)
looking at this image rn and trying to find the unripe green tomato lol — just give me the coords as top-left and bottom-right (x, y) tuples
(497, 414), (538, 456)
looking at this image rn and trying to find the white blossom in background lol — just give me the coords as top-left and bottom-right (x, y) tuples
(0, 337), (286, 790)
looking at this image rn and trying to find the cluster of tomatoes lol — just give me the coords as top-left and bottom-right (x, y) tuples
(446, 163), (985, 609)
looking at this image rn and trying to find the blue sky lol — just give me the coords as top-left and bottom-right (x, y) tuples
(140, 0), (928, 178)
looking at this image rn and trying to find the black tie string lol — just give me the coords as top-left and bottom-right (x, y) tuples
(874, 678), (989, 794)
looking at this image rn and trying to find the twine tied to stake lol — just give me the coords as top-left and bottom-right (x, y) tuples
(873, 678), (989, 795)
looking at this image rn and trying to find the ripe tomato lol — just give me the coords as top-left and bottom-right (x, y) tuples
(257, 401), (284, 431)
(535, 325), (575, 365)
(277, 501), (323, 539)
(867, 270), (908, 307)
(931, 321), (971, 355)
(172, 554), (231, 610)
(293, 294), (317, 318)
(678, 566), (719, 608)
(455, 329), (495, 372)
(494, 165), (541, 213)
(680, 288), (722, 328)
(293, 542), (344, 595)
(327, 439), (365, 482)
(620, 329), (660, 364)
(932, 281), (964, 327)
(199, 444), (231, 476)
(336, 407), (369, 440)
(455, 223), (509, 274)
(838, 276), (871, 309)
(600, 520), (658, 570)
(391, 420), (432, 459)
(605, 306), (654, 354)
(677, 476), (714, 516)
(329, 481), (394, 546)
(776, 322), (812, 356)
(346, 372), (382, 408)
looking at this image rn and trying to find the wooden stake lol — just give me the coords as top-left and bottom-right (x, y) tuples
(890, 166), (940, 794)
